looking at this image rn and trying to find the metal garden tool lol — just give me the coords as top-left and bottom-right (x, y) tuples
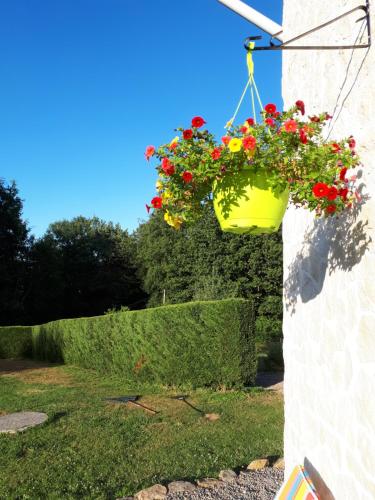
(105, 395), (158, 414)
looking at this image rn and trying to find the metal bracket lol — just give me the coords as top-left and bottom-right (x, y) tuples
(244, 2), (371, 51)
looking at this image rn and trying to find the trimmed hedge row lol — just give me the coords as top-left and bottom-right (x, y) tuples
(0, 326), (33, 359)
(0, 299), (256, 387)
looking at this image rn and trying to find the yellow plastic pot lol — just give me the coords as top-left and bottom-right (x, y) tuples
(213, 169), (289, 235)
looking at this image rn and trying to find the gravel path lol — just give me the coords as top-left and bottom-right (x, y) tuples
(167, 469), (283, 500)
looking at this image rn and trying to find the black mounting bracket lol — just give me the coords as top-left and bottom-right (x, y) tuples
(244, 2), (371, 51)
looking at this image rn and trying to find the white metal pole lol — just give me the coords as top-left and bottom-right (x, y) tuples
(217, 0), (284, 42)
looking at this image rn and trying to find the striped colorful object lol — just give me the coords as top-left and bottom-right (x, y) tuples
(275, 465), (320, 500)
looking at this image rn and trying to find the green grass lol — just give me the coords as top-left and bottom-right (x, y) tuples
(0, 361), (283, 499)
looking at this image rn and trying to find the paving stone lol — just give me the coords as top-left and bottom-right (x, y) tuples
(135, 484), (167, 500)
(247, 458), (270, 470)
(218, 469), (237, 482)
(0, 412), (48, 434)
(196, 478), (224, 489)
(167, 481), (196, 493)
(273, 457), (285, 470)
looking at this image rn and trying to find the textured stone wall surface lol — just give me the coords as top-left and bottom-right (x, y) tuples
(282, 1), (375, 498)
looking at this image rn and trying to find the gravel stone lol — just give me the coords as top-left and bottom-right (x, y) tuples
(218, 470), (237, 483)
(247, 459), (270, 470)
(135, 484), (167, 499)
(168, 482), (196, 493)
(196, 479), (223, 489)
(167, 468), (283, 500)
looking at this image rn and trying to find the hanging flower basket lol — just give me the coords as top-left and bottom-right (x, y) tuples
(145, 102), (361, 233)
(213, 169), (289, 235)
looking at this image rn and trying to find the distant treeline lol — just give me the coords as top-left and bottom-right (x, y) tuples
(0, 178), (283, 340)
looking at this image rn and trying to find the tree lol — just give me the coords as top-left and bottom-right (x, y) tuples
(135, 206), (283, 340)
(27, 216), (146, 323)
(0, 179), (30, 325)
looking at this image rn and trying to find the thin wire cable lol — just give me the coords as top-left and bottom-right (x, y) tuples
(250, 83), (257, 123)
(227, 78), (251, 129)
(325, 19), (367, 140)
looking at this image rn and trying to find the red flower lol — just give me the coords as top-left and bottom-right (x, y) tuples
(145, 145), (155, 161)
(309, 116), (320, 123)
(331, 143), (341, 153)
(348, 136), (356, 149)
(295, 100), (305, 115)
(339, 188), (349, 200)
(191, 116), (206, 128)
(169, 142), (178, 151)
(221, 136), (231, 145)
(312, 182), (329, 198)
(325, 113), (333, 120)
(265, 118), (275, 127)
(326, 204), (337, 214)
(339, 167), (348, 181)
(183, 129), (193, 140)
(145, 204), (151, 213)
(284, 119), (298, 133)
(182, 171), (193, 183)
(274, 111), (281, 118)
(242, 135), (256, 150)
(211, 147), (222, 160)
(265, 103), (277, 114)
(327, 186), (338, 201)
(240, 126), (248, 134)
(246, 117), (255, 126)
(151, 196), (162, 209)
(299, 128), (308, 144)
(161, 158), (175, 176)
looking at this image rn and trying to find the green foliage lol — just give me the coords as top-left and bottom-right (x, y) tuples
(148, 104), (360, 224)
(136, 207), (283, 341)
(0, 326), (32, 358)
(0, 363), (283, 499)
(0, 179), (31, 325)
(29, 299), (256, 388)
(26, 216), (146, 323)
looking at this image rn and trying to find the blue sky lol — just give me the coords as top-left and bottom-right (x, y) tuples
(0, 0), (282, 237)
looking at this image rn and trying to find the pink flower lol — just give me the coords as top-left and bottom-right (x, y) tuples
(191, 116), (206, 128)
(295, 100), (305, 115)
(327, 186), (338, 201)
(283, 119), (298, 133)
(182, 171), (193, 183)
(183, 129), (193, 140)
(145, 145), (155, 161)
(299, 128), (308, 144)
(242, 135), (256, 150)
(161, 158), (175, 176)
(264, 103), (277, 114)
(151, 196), (162, 209)
(339, 167), (348, 181)
(211, 147), (222, 160)
(348, 136), (356, 150)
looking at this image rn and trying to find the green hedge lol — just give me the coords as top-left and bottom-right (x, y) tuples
(0, 326), (33, 359)
(0, 299), (256, 387)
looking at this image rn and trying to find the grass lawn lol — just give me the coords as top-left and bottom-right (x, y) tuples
(0, 359), (283, 499)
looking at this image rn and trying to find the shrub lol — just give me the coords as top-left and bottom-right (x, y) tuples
(0, 326), (33, 358)
(30, 299), (256, 388)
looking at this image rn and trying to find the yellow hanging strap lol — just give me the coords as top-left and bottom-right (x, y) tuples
(225, 42), (264, 130)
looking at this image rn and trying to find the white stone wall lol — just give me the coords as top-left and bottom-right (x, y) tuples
(282, 1), (375, 498)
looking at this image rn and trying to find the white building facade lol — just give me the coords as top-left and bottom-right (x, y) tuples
(282, 1), (375, 498)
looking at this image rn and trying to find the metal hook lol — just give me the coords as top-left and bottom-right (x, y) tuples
(244, 2), (371, 51)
